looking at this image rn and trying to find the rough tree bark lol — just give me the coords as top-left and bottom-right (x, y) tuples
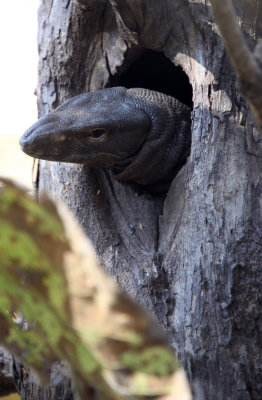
(13, 0), (262, 399)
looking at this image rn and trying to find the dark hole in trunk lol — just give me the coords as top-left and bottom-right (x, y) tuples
(108, 49), (193, 109)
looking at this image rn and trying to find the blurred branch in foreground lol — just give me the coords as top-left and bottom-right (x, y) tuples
(0, 178), (192, 400)
(210, 0), (262, 132)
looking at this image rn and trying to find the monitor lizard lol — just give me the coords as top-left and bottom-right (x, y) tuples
(20, 87), (191, 192)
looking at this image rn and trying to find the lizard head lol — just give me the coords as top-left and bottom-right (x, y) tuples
(20, 87), (151, 168)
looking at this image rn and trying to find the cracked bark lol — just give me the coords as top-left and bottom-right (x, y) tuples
(13, 1), (262, 399)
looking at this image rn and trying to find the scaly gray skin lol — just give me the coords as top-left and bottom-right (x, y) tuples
(20, 87), (191, 191)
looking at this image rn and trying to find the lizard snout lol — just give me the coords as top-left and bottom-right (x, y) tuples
(19, 128), (35, 155)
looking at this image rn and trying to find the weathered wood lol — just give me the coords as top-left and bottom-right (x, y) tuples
(0, 347), (16, 395)
(15, 0), (262, 399)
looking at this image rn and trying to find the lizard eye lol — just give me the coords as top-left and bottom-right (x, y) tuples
(88, 128), (107, 143)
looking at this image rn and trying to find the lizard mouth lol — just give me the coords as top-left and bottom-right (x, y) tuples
(112, 153), (138, 169)
(27, 152), (123, 166)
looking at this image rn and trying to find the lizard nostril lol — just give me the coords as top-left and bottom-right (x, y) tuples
(19, 136), (24, 150)
(20, 126), (34, 152)
(19, 134), (34, 155)
(19, 134), (28, 152)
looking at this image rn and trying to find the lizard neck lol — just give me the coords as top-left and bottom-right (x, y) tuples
(112, 89), (191, 189)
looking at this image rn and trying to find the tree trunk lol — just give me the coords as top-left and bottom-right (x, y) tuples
(16, 0), (262, 399)
(0, 348), (16, 395)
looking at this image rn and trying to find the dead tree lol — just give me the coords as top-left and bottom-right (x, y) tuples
(11, 1), (262, 399)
